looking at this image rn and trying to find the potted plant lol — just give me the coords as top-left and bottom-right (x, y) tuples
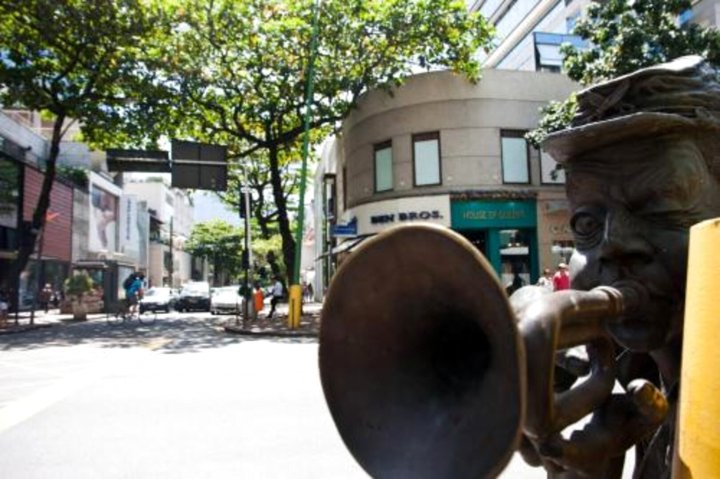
(64, 273), (93, 321)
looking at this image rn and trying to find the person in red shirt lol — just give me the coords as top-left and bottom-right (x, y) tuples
(552, 262), (570, 291)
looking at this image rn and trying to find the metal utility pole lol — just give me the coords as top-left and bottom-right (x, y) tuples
(238, 167), (252, 328)
(169, 216), (174, 287)
(289, 0), (321, 329)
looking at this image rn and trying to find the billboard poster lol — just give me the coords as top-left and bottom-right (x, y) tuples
(89, 184), (118, 252)
(136, 201), (149, 271)
(119, 194), (140, 261)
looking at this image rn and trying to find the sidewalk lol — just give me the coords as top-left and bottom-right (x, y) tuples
(0, 303), (325, 338)
(223, 301), (322, 338)
(0, 308), (106, 335)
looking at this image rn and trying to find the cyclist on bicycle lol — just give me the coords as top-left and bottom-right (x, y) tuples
(124, 272), (144, 315)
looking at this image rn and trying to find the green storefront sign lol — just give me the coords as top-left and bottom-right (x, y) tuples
(451, 200), (537, 229)
(451, 200), (538, 282)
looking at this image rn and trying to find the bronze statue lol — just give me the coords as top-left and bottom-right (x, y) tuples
(537, 54), (720, 477)
(318, 55), (720, 479)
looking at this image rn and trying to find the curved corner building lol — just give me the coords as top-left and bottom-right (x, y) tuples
(315, 68), (578, 296)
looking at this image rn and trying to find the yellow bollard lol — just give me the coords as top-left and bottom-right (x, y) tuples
(674, 218), (720, 478)
(288, 284), (302, 329)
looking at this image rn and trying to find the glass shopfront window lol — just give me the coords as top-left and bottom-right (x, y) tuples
(499, 229), (531, 294)
(451, 200), (539, 285)
(0, 157), (20, 250)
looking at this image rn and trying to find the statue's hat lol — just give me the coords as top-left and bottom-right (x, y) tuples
(543, 55), (720, 163)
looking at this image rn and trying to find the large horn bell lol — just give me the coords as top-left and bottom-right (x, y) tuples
(320, 224), (525, 478)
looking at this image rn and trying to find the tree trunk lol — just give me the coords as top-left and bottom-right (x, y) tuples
(7, 114), (66, 294)
(267, 144), (295, 285)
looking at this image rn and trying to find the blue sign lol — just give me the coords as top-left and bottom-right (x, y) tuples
(332, 217), (357, 237)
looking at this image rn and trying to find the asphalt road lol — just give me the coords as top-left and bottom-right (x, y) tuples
(0, 312), (547, 478)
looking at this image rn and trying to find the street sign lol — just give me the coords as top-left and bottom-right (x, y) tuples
(106, 149), (170, 173)
(331, 218), (357, 237)
(171, 140), (228, 191)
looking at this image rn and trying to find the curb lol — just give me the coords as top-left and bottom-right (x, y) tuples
(0, 323), (56, 336)
(223, 325), (318, 338)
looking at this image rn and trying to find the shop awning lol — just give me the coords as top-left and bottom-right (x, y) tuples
(315, 235), (374, 260)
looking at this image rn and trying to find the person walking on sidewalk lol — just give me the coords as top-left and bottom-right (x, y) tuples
(268, 276), (284, 319)
(39, 283), (53, 313)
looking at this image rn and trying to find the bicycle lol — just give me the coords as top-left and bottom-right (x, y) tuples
(107, 300), (157, 326)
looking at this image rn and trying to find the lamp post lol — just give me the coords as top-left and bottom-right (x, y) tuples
(237, 165), (252, 328)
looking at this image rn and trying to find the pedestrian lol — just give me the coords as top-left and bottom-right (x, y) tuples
(552, 262), (570, 291)
(536, 268), (554, 292)
(268, 275), (284, 319)
(253, 282), (264, 318)
(39, 283), (53, 313)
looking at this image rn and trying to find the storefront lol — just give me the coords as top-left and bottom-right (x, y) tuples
(451, 199), (539, 288)
(17, 166), (74, 310)
(348, 194), (452, 236)
(0, 155), (21, 288)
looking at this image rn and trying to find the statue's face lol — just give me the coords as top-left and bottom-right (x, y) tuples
(566, 135), (720, 351)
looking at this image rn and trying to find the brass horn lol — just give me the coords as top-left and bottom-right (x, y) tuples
(319, 224), (658, 478)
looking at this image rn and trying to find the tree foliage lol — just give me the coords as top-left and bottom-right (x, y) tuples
(528, 0), (720, 147)
(0, 0), (170, 287)
(185, 220), (244, 285)
(563, 0), (720, 85)
(152, 0), (493, 282)
(525, 93), (577, 149)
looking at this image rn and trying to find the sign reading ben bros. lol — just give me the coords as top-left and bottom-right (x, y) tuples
(346, 196), (452, 235)
(344, 196), (538, 236)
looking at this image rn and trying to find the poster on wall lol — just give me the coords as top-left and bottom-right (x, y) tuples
(89, 185), (118, 253)
(119, 194), (140, 261)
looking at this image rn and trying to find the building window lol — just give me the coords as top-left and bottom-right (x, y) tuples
(374, 141), (393, 192)
(501, 131), (530, 184)
(412, 132), (441, 186)
(540, 151), (566, 184)
(533, 32), (587, 73)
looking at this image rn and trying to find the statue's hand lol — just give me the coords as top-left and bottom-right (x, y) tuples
(526, 379), (669, 476)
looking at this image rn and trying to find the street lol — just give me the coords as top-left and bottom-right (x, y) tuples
(0, 312), (545, 478)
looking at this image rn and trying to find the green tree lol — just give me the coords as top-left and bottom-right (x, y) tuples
(156, 0), (493, 281)
(0, 0), (171, 287)
(528, 0), (720, 148)
(184, 220), (244, 286)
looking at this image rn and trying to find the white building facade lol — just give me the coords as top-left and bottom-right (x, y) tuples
(122, 180), (197, 288)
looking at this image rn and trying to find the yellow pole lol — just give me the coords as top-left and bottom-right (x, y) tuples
(288, 284), (302, 329)
(674, 218), (720, 478)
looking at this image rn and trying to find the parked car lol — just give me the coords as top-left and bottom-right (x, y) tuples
(139, 287), (176, 313)
(176, 282), (211, 312)
(210, 285), (243, 315)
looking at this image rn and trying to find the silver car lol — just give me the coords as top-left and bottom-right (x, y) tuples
(210, 286), (243, 315)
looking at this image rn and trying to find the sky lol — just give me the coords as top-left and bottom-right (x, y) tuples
(193, 191), (241, 226)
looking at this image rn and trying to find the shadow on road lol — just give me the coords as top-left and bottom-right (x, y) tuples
(0, 315), (317, 353)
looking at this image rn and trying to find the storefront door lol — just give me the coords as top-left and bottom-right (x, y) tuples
(451, 200), (539, 285)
